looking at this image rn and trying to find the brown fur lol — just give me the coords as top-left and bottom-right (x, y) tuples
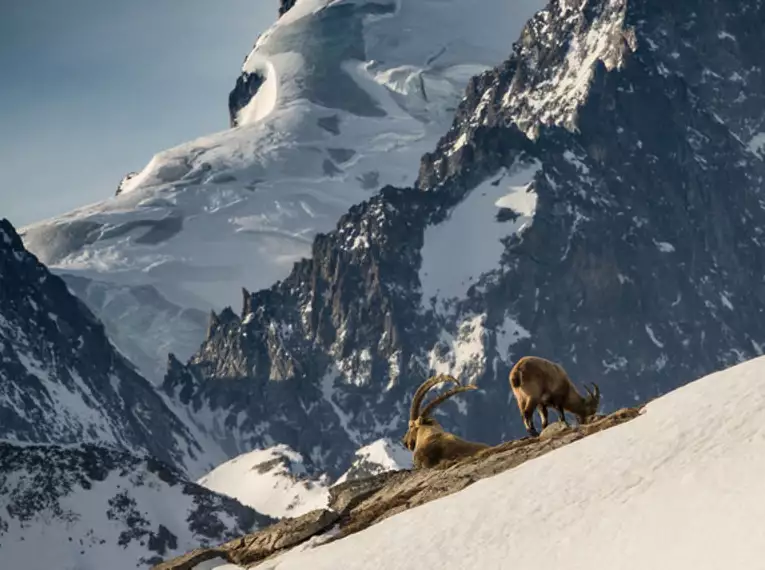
(402, 375), (489, 469)
(509, 356), (601, 437)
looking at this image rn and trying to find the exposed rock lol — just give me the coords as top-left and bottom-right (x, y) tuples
(230, 509), (339, 565)
(153, 407), (640, 569)
(328, 471), (401, 516)
(150, 549), (224, 570)
(279, 0), (296, 17)
(116, 171), (138, 196)
(539, 421), (570, 440)
(229, 71), (265, 127)
(153, 508), (339, 570)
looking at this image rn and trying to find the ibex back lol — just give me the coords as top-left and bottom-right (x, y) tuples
(509, 356), (600, 437)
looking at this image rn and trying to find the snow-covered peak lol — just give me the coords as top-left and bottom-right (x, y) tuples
(502, 0), (634, 139)
(19, 0), (547, 383)
(197, 444), (331, 520)
(233, 0), (548, 129)
(236, 354), (765, 569)
(334, 438), (412, 485)
(196, 438), (412, 520)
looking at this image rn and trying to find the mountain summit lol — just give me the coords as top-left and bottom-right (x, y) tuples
(20, 0), (545, 382)
(5, 1), (765, 567)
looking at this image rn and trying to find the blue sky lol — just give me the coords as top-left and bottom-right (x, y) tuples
(0, 0), (277, 227)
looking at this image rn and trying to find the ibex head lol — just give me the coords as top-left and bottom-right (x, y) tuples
(580, 382), (601, 421)
(402, 374), (478, 451)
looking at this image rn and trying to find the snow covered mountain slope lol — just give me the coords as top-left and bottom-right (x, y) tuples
(19, 0), (546, 382)
(196, 439), (411, 520)
(0, 219), (221, 477)
(197, 445), (330, 519)
(334, 438), (411, 485)
(164, 0), (765, 477)
(221, 354), (765, 570)
(0, 442), (273, 570)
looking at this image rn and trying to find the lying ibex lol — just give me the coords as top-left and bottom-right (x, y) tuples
(509, 356), (600, 437)
(402, 374), (489, 468)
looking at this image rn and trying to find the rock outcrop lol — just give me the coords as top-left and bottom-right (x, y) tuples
(278, 0), (296, 17)
(153, 407), (641, 569)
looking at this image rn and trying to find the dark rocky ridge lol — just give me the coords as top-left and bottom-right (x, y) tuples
(0, 219), (206, 475)
(279, 0), (296, 17)
(167, 0), (765, 476)
(229, 71), (265, 127)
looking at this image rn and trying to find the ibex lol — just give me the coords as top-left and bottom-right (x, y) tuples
(509, 356), (600, 437)
(402, 374), (490, 469)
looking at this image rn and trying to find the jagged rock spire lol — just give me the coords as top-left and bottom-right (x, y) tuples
(242, 287), (254, 317)
(207, 310), (220, 340)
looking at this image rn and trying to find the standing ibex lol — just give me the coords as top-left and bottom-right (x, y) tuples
(402, 374), (489, 468)
(509, 356), (601, 437)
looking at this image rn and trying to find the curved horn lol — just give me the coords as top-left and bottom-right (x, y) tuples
(409, 374), (460, 421)
(590, 382), (601, 401)
(419, 384), (478, 419)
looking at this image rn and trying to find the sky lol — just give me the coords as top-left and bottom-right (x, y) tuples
(0, 0), (277, 227)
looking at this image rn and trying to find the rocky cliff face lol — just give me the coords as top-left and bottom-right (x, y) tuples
(0, 219), (218, 477)
(165, 0), (765, 477)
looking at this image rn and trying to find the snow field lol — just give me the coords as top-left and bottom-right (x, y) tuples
(197, 445), (331, 519)
(2, 458), (247, 570)
(197, 439), (412, 518)
(20, 0), (547, 385)
(419, 159), (542, 311)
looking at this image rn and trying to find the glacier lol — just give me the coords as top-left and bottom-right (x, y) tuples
(20, 0), (547, 382)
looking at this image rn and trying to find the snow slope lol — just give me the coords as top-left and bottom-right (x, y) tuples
(222, 355), (765, 569)
(419, 158), (541, 313)
(0, 219), (218, 478)
(334, 438), (412, 485)
(19, 0), (547, 382)
(0, 442), (273, 570)
(197, 445), (330, 519)
(197, 439), (412, 519)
